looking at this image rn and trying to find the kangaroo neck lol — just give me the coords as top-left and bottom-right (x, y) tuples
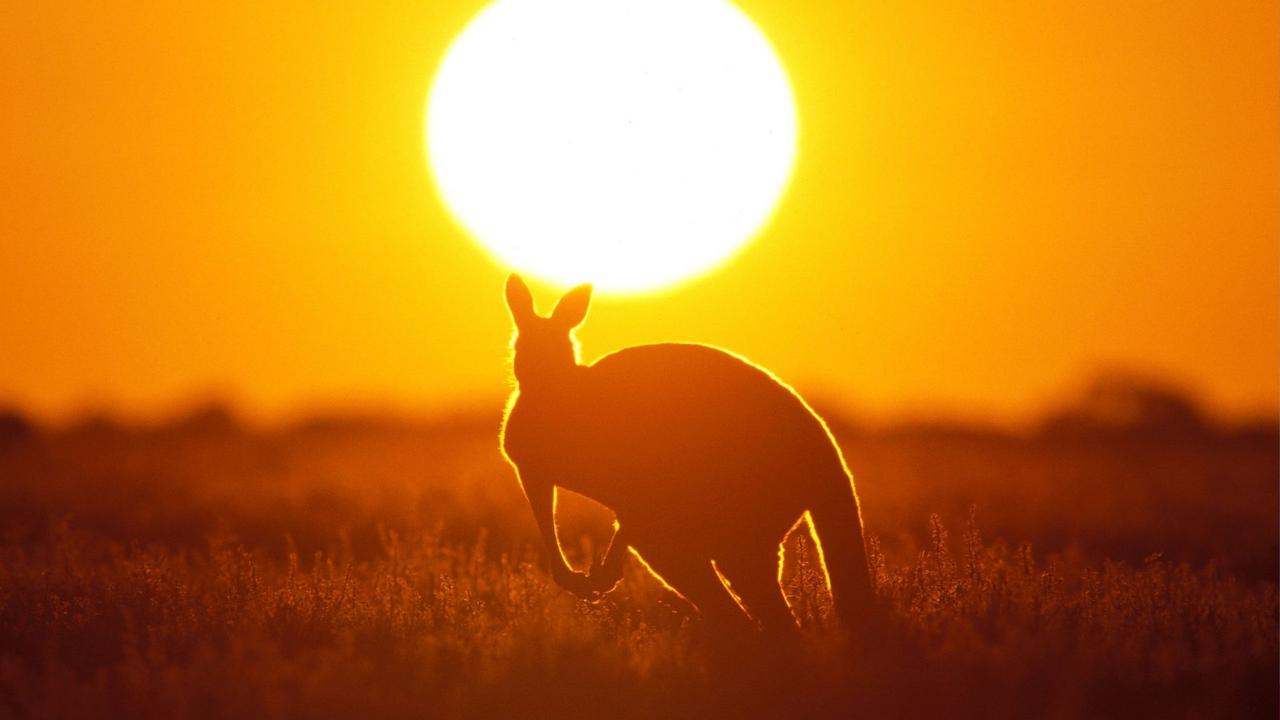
(515, 365), (587, 402)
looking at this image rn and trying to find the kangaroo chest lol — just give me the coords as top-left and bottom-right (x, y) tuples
(506, 395), (621, 465)
(505, 393), (671, 502)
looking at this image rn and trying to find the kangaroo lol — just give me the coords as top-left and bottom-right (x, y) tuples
(499, 274), (874, 635)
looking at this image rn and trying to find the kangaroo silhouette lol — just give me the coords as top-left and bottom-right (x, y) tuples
(499, 275), (874, 634)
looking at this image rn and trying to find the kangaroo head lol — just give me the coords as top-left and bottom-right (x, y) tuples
(504, 274), (592, 387)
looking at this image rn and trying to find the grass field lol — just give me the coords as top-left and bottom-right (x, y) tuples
(0, 391), (1275, 719)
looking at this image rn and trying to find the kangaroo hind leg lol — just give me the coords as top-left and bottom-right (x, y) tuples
(716, 549), (797, 636)
(633, 545), (749, 632)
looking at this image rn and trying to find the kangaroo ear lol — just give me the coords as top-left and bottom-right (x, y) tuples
(504, 274), (535, 326)
(551, 284), (593, 329)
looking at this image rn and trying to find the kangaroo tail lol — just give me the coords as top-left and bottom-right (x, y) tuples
(807, 473), (876, 633)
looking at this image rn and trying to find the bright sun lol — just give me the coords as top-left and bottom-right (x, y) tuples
(426, 0), (797, 293)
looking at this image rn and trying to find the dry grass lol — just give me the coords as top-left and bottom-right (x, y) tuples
(0, 513), (1273, 720)
(0, 406), (1275, 718)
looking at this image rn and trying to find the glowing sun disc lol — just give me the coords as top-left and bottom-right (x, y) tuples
(426, 0), (797, 293)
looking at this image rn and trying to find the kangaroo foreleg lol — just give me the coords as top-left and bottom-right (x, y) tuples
(517, 470), (595, 598)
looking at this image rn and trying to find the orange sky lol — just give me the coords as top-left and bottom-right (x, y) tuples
(1, 0), (1276, 424)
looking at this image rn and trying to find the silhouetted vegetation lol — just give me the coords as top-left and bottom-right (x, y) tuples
(0, 409), (35, 449)
(0, 515), (1272, 719)
(1038, 369), (1211, 438)
(0, 383), (1274, 718)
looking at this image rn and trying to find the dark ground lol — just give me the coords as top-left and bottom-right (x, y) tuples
(0, 374), (1275, 718)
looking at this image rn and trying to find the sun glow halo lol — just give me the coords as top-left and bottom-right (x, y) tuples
(426, 0), (797, 293)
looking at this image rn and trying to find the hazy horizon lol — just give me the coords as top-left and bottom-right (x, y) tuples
(4, 362), (1273, 435)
